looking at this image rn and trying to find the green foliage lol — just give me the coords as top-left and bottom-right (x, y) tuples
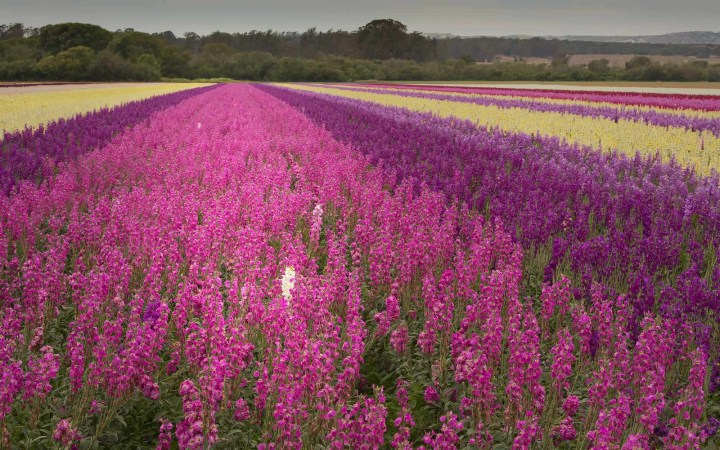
(0, 23), (29, 39)
(625, 55), (653, 70)
(225, 52), (275, 80)
(0, 57), (37, 80)
(87, 50), (160, 81)
(0, 37), (42, 80)
(107, 30), (164, 61)
(551, 53), (571, 67)
(2, 21), (720, 82)
(269, 57), (310, 81)
(158, 45), (192, 78)
(34, 46), (95, 81)
(135, 53), (162, 81)
(39, 23), (112, 53)
(438, 35), (720, 60)
(587, 58), (611, 74)
(356, 19), (436, 62)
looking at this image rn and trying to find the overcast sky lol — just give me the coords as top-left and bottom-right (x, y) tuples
(2, 0), (719, 37)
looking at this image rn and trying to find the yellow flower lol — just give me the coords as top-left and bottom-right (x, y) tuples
(279, 84), (720, 176)
(327, 84), (720, 120)
(0, 83), (211, 134)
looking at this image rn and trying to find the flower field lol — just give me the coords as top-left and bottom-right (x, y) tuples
(281, 83), (720, 176)
(0, 83), (211, 134)
(0, 83), (719, 449)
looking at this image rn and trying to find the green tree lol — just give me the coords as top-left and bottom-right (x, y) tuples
(225, 51), (276, 80)
(588, 58), (611, 73)
(88, 49), (137, 80)
(0, 23), (27, 40)
(158, 45), (191, 78)
(154, 30), (180, 46)
(269, 57), (308, 81)
(404, 32), (437, 62)
(134, 53), (162, 80)
(39, 23), (111, 53)
(108, 31), (163, 61)
(708, 64), (720, 82)
(357, 19), (409, 60)
(190, 42), (236, 77)
(34, 45), (95, 80)
(183, 32), (201, 53)
(0, 35), (42, 80)
(550, 53), (571, 68)
(625, 55), (652, 70)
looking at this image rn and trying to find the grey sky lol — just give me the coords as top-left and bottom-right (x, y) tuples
(2, 0), (719, 37)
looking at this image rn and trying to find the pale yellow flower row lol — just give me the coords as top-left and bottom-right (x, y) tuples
(326, 84), (720, 120)
(0, 83), (210, 134)
(282, 84), (720, 176)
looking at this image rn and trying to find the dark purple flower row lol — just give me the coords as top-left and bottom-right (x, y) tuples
(330, 84), (720, 136)
(259, 84), (720, 328)
(360, 83), (720, 111)
(0, 84), (219, 195)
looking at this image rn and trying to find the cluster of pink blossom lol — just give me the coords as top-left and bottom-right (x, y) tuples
(0, 84), (716, 448)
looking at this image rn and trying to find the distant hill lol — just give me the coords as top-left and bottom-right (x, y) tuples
(428, 31), (720, 46)
(427, 31), (720, 46)
(423, 33), (458, 39)
(557, 31), (720, 45)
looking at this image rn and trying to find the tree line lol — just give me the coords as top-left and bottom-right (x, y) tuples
(1, 21), (720, 82)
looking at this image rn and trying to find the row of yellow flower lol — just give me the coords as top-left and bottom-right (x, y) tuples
(282, 84), (720, 176)
(0, 83), (210, 134)
(329, 84), (720, 120)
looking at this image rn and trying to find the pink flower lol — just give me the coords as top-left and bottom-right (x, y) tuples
(422, 411), (463, 449)
(157, 419), (174, 450)
(53, 419), (81, 447)
(392, 379), (414, 449)
(424, 386), (440, 403)
(176, 380), (216, 450)
(234, 398), (250, 421)
(512, 413), (540, 450)
(587, 393), (632, 448)
(562, 395), (580, 417)
(139, 374), (160, 401)
(540, 275), (571, 322)
(390, 324), (409, 353)
(550, 328), (575, 395)
(552, 416), (576, 442)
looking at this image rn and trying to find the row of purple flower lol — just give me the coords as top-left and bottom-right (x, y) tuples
(364, 83), (720, 111)
(0, 85), (219, 195)
(260, 84), (720, 348)
(331, 84), (720, 136)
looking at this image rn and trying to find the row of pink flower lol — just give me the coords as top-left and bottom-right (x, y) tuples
(2, 84), (483, 448)
(360, 83), (720, 112)
(0, 84), (713, 448)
